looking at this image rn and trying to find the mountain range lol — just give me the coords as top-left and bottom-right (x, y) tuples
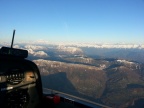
(1, 43), (144, 107)
(34, 57), (144, 108)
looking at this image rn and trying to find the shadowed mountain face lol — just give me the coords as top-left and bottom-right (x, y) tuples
(42, 72), (79, 95)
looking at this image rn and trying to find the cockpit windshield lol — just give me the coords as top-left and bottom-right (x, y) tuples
(0, 0), (144, 108)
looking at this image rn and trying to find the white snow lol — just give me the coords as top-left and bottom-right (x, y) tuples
(57, 46), (83, 54)
(34, 51), (48, 57)
(117, 60), (134, 64)
(24, 45), (47, 51)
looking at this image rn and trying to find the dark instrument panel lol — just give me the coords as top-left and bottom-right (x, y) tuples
(0, 56), (42, 108)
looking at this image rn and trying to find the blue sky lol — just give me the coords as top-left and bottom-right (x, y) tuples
(0, 0), (144, 43)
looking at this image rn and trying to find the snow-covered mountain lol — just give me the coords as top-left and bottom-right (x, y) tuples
(24, 45), (47, 50)
(27, 41), (144, 49)
(33, 51), (48, 57)
(1, 42), (144, 63)
(1, 41), (144, 49)
(56, 46), (83, 55)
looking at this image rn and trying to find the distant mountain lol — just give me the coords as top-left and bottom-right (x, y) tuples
(24, 45), (47, 51)
(56, 46), (83, 55)
(2, 41), (144, 49)
(1, 43), (144, 63)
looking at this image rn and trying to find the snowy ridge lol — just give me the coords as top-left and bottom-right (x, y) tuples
(1, 41), (144, 49)
(24, 41), (144, 49)
(28, 40), (144, 49)
(57, 46), (83, 54)
(117, 59), (141, 70)
(0, 40), (144, 50)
